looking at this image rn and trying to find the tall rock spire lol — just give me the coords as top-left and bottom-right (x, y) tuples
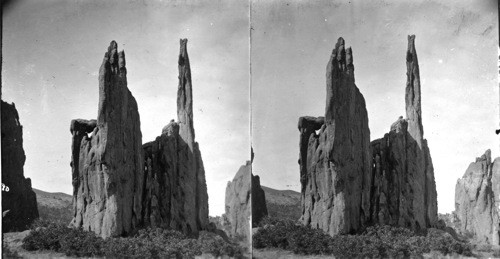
(141, 39), (209, 236)
(71, 41), (144, 238)
(177, 38), (195, 149)
(370, 35), (437, 230)
(405, 35), (423, 146)
(299, 37), (371, 236)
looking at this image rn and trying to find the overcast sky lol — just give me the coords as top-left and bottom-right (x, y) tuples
(251, 0), (498, 213)
(2, 0), (249, 216)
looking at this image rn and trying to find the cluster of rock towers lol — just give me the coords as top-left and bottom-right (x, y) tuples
(298, 35), (438, 236)
(69, 39), (208, 238)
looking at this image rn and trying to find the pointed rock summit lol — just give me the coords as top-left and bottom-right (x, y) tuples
(298, 37), (371, 236)
(370, 35), (438, 230)
(455, 150), (500, 246)
(70, 39), (209, 238)
(2, 100), (38, 231)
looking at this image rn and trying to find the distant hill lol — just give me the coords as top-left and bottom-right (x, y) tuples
(33, 188), (73, 225)
(261, 186), (301, 221)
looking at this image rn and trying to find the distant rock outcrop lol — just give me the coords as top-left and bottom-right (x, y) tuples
(224, 161), (251, 240)
(142, 39), (209, 235)
(455, 150), (499, 246)
(251, 174), (268, 227)
(1, 100), (38, 232)
(70, 41), (144, 238)
(369, 35), (438, 230)
(298, 37), (371, 236)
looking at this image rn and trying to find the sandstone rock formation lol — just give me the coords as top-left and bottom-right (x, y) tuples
(455, 150), (499, 246)
(224, 161), (252, 240)
(1, 100), (38, 232)
(70, 41), (144, 238)
(251, 174), (268, 227)
(369, 35), (438, 230)
(298, 37), (372, 236)
(298, 35), (439, 236)
(70, 39), (210, 238)
(141, 38), (209, 235)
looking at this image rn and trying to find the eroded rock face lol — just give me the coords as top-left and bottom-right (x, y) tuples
(141, 39), (209, 235)
(369, 35), (438, 230)
(298, 38), (371, 236)
(225, 161), (251, 240)
(455, 150), (500, 246)
(70, 41), (144, 238)
(1, 100), (38, 232)
(251, 174), (268, 227)
(298, 35), (439, 236)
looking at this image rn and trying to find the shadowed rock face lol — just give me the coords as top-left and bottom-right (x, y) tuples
(298, 37), (371, 236)
(1, 100), (38, 232)
(225, 161), (252, 240)
(141, 39), (209, 236)
(369, 35), (438, 230)
(455, 150), (500, 246)
(70, 41), (144, 238)
(251, 174), (268, 227)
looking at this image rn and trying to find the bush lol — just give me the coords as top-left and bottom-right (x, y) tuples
(59, 228), (104, 257)
(22, 223), (70, 251)
(22, 225), (244, 258)
(253, 218), (472, 258)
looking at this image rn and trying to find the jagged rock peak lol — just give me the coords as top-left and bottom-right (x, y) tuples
(104, 40), (126, 75)
(476, 149), (492, 163)
(177, 38), (195, 147)
(325, 37), (357, 124)
(330, 37), (354, 76)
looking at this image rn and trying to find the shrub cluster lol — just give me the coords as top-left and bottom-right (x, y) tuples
(22, 223), (244, 258)
(253, 217), (472, 258)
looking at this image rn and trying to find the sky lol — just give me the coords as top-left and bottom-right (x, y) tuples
(251, 0), (499, 214)
(2, 0), (250, 216)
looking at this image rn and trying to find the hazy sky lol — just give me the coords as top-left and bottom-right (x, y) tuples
(2, 0), (249, 216)
(251, 0), (498, 213)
